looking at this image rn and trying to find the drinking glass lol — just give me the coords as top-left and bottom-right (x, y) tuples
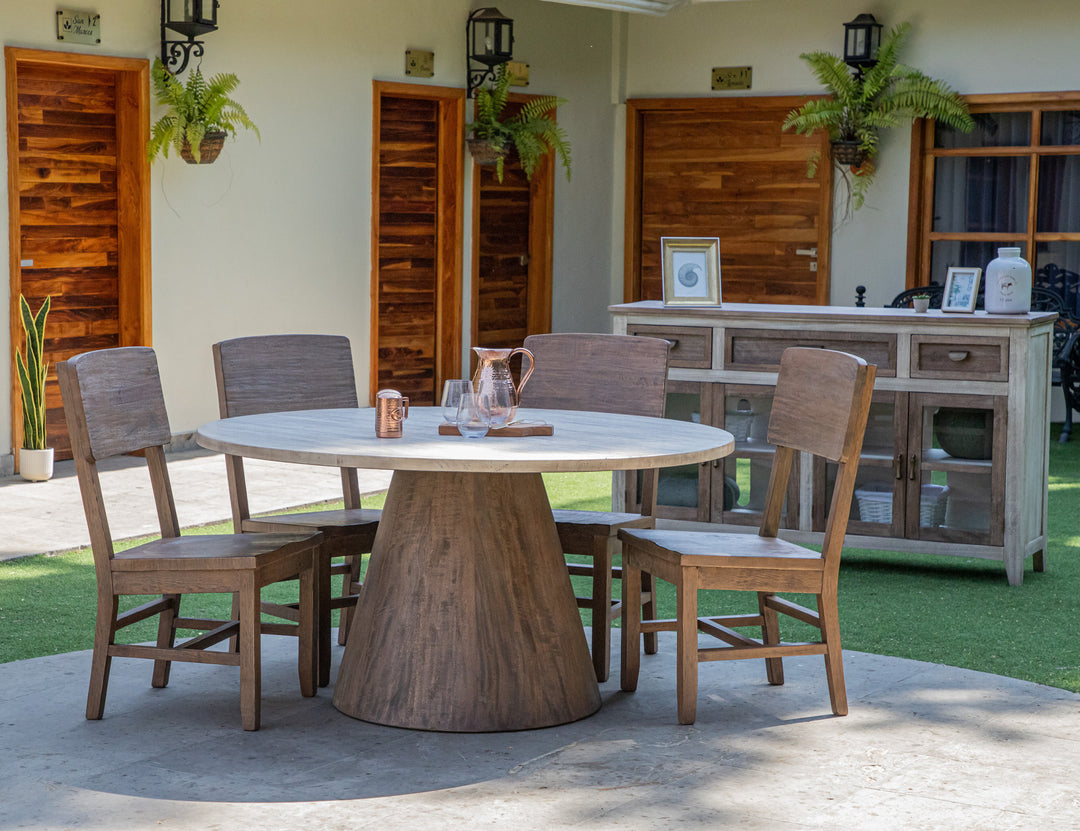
(456, 392), (491, 438)
(441, 379), (473, 424)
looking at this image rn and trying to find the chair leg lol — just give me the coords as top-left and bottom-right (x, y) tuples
(641, 570), (658, 655)
(86, 593), (118, 721)
(239, 576), (261, 731)
(818, 591), (848, 716)
(315, 551), (332, 688)
(620, 554), (642, 692)
(151, 593), (181, 688)
(228, 591), (241, 653)
(676, 568), (699, 725)
(590, 536), (614, 682)
(758, 592), (784, 686)
(298, 558), (317, 698)
(336, 554), (356, 646)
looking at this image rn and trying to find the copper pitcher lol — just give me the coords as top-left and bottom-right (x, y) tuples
(375, 388), (409, 438)
(472, 346), (534, 426)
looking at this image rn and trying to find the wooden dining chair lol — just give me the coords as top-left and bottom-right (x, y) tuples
(213, 334), (381, 684)
(619, 347), (876, 723)
(520, 332), (670, 682)
(57, 347), (322, 731)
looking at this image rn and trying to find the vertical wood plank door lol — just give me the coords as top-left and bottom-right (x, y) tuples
(7, 49), (150, 463)
(475, 163), (531, 349)
(472, 97), (554, 354)
(625, 97), (832, 305)
(372, 83), (464, 406)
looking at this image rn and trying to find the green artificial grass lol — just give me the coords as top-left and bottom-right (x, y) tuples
(2, 442), (1079, 693)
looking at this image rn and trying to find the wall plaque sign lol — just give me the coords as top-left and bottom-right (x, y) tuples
(57, 10), (101, 45)
(711, 66), (751, 91)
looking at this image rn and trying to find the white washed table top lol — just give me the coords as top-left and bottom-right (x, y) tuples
(196, 407), (733, 474)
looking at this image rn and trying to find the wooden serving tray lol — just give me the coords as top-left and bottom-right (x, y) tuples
(438, 421), (554, 437)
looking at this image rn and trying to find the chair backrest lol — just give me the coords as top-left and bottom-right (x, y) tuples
(57, 347), (181, 568)
(58, 346), (171, 460)
(213, 334), (359, 419)
(213, 334), (362, 516)
(520, 333), (669, 418)
(759, 348), (876, 566)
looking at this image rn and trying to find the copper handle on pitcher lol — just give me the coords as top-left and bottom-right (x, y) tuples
(511, 347), (535, 396)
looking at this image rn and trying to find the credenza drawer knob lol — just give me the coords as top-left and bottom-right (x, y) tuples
(948, 350), (970, 362)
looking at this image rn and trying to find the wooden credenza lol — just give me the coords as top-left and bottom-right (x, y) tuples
(610, 301), (1057, 586)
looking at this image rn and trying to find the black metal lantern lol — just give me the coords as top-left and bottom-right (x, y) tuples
(161, 0), (220, 75)
(467, 7), (514, 98)
(843, 13), (882, 74)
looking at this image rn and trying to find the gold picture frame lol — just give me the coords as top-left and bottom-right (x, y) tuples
(942, 267), (981, 313)
(661, 237), (721, 306)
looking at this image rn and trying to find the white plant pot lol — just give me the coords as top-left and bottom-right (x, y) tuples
(19, 447), (54, 482)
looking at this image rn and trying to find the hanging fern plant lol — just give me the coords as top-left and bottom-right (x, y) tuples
(147, 58), (260, 164)
(466, 64), (572, 183)
(783, 22), (974, 215)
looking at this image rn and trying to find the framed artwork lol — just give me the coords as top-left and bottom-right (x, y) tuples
(661, 237), (721, 306)
(942, 267), (982, 313)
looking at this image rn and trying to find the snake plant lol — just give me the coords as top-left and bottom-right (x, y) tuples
(467, 64), (571, 183)
(16, 294), (50, 451)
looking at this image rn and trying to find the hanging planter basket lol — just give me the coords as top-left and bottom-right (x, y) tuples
(180, 130), (227, 165)
(831, 139), (869, 168)
(467, 137), (508, 166)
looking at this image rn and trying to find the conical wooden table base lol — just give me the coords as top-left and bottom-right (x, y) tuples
(333, 469), (601, 731)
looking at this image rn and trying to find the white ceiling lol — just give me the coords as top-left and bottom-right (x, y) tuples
(536, 0), (752, 16)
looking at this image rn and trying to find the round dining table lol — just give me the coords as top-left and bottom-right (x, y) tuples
(197, 406), (733, 732)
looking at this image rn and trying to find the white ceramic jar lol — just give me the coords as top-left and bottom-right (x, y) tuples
(984, 247), (1032, 314)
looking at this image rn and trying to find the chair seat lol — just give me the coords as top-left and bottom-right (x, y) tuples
(552, 509), (653, 535)
(112, 532), (320, 570)
(241, 508), (381, 536)
(619, 528), (825, 571)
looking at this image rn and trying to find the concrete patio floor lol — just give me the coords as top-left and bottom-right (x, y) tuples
(2, 631), (1079, 830)
(2, 451), (1079, 829)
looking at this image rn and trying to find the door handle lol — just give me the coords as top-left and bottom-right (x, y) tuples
(795, 248), (818, 257)
(893, 452), (904, 480)
(909, 453), (918, 481)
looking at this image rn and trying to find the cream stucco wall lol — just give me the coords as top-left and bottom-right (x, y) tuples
(5, 0), (1079, 467)
(2, 0), (617, 464)
(622, 0), (1080, 308)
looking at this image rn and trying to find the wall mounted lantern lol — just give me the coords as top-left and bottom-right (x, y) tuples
(466, 7), (513, 98)
(161, 0), (220, 75)
(843, 12), (882, 76)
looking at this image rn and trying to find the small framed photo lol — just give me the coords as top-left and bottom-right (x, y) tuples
(942, 267), (981, 313)
(661, 237), (721, 306)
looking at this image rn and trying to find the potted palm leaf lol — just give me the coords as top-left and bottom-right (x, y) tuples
(16, 295), (52, 482)
(466, 64), (571, 183)
(147, 58), (260, 164)
(783, 22), (974, 215)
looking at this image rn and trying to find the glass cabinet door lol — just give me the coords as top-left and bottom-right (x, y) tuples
(819, 391), (905, 537)
(648, 380), (713, 521)
(908, 394), (1005, 545)
(716, 385), (797, 528)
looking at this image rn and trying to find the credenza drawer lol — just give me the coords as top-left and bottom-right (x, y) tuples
(724, 329), (897, 376)
(910, 335), (1009, 381)
(628, 324), (712, 368)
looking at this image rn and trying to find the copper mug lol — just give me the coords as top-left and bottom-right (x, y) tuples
(375, 389), (409, 438)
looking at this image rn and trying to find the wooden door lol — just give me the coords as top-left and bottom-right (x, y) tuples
(625, 97), (832, 304)
(371, 82), (464, 405)
(7, 48), (150, 462)
(471, 97), (554, 352)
